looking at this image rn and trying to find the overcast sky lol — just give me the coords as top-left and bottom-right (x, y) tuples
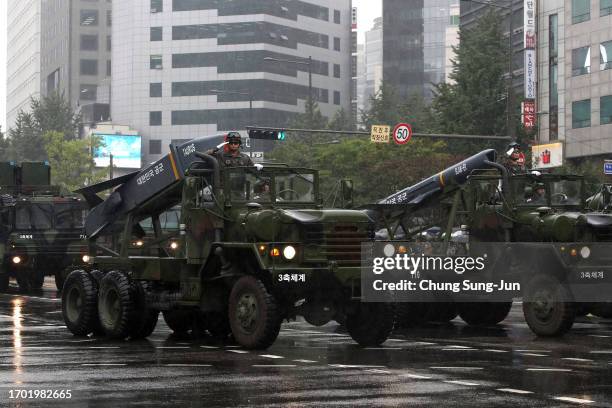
(0, 0), (381, 132)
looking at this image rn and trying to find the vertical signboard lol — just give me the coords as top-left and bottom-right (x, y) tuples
(352, 7), (357, 29)
(523, 0), (536, 48)
(524, 50), (537, 99)
(522, 100), (536, 130)
(524, 0), (537, 130)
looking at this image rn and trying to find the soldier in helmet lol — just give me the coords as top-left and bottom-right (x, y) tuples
(206, 132), (254, 169)
(502, 142), (526, 175)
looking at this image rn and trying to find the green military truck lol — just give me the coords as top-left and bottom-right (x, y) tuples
(61, 134), (394, 349)
(370, 150), (612, 336)
(0, 162), (89, 292)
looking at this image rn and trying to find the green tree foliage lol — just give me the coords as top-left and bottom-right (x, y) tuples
(0, 126), (12, 161)
(9, 111), (47, 161)
(31, 92), (81, 140)
(44, 131), (106, 192)
(432, 11), (513, 153)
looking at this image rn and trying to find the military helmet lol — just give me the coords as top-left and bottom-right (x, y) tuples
(506, 141), (521, 159)
(227, 132), (242, 145)
(534, 182), (545, 191)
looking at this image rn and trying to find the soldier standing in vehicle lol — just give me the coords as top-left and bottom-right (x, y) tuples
(502, 142), (526, 174)
(206, 132), (253, 169)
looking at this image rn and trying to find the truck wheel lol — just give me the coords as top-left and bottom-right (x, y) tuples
(0, 272), (8, 292)
(523, 275), (575, 336)
(458, 301), (512, 326)
(346, 302), (394, 347)
(590, 303), (612, 318)
(162, 310), (194, 334)
(62, 270), (99, 336)
(228, 276), (281, 349)
(129, 281), (158, 339)
(395, 302), (429, 328)
(98, 270), (137, 339)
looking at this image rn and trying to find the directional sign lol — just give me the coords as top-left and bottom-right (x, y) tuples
(605, 161), (612, 175)
(370, 125), (390, 143)
(393, 123), (412, 145)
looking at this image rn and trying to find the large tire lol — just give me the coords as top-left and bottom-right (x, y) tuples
(523, 275), (575, 336)
(129, 281), (159, 339)
(228, 276), (282, 349)
(346, 302), (395, 347)
(98, 270), (137, 339)
(458, 301), (512, 326)
(0, 271), (8, 292)
(163, 310), (194, 334)
(62, 270), (99, 336)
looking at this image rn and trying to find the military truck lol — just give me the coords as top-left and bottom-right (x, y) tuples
(61, 134), (394, 349)
(369, 150), (612, 336)
(0, 162), (88, 292)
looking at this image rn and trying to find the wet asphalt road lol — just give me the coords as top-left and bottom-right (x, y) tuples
(2, 279), (612, 407)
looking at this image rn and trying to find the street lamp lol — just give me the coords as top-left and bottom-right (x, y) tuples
(263, 55), (313, 114)
(460, 0), (514, 139)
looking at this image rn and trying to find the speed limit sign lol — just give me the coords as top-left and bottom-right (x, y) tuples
(393, 123), (412, 145)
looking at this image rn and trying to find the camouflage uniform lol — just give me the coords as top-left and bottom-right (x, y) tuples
(213, 151), (253, 169)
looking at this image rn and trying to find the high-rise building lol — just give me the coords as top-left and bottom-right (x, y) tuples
(112, 0), (352, 163)
(383, 0), (458, 101)
(363, 17), (382, 111)
(6, 0), (41, 130)
(537, 0), (612, 159)
(445, 3), (460, 84)
(40, 0), (113, 124)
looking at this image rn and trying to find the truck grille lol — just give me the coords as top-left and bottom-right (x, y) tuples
(304, 224), (371, 266)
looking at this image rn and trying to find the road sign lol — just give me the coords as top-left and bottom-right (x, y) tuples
(604, 161), (612, 175)
(370, 125), (390, 143)
(393, 123), (412, 145)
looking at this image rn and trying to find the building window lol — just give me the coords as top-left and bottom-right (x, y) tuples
(80, 59), (98, 75)
(47, 69), (60, 94)
(150, 111), (162, 126)
(106, 60), (111, 76)
(549, 14), (558, 58)
(333, 91), (340, 105)
(602, 0), (612, 16)
(601, 96), (612, 125)
(333, 37), (340, 51)
(151, 0), (163, 13)
(80, 85), (97, 101)
(80, 34), (98, 51)
(450, 15), (459, 25)
(150, 55), (163, 69)
(107, 36), (111, 51)
(333, 64), (340, 78)
(150, 83), (162, 97)
(572, 99), (591, 128)
(151, 27), (163, 41)
(80, 10), (99, 26)
(572, 0), (590, 24)
(549, 14), (559, 141)
(571, 46), (590, 76)
(601, 40), (612, 71)
(334, 9), (340, 24)
(149, 139), (162, 154)
(107, 10), (112, 26)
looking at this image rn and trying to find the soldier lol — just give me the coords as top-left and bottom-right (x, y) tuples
(207, 132), (253, 169)
(502, 142), (526, 174)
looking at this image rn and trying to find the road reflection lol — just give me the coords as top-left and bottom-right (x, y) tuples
(12, 298), (23, 382)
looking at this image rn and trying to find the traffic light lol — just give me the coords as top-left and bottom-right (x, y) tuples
(248, 129), (286, 141)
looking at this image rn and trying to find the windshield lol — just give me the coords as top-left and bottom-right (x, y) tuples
(228, 169), (316, 203)
(512, 178), (582, 206)
(550, 179), (582, 205)
(15, 204), (53, 230)
(55, 203), (86, 229)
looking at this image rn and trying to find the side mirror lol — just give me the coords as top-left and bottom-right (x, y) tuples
(341, 179), (354, 209)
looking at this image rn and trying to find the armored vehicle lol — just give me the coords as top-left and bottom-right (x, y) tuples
(0, 162), (88, 292)
(61, 135), (394, 349)
(370, 150), (612, 336)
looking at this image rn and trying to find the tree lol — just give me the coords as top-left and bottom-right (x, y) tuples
(431, 11), (513, 153)
(0, 126), (11, 161)
(360, 82), (404, 130)
(9, 111), (47, 161)
(31, 92), (81, 141)
(44, 131), (106, 192)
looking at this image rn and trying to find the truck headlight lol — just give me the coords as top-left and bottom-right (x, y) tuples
(170, 242), (179, 250)
(12, 256), (21, 264)
(82, 255), (90, 263)
(283, 245), (296, 260)
(580, 246), (591, 259)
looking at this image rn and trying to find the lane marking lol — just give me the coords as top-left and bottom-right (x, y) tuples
(329, 364), (386, 368)
(496, 388), (533, 395)
(430, 366), (483, 370)
(366, 369), (392, 374)
(252, 364), (296, 368)
(81, 363), (126, 366)
(293, 359), (317, 363)
(444, 380), (480, 386)
(88, 346), (120, 349)
(516, 349), (550, 353)
(165, 364), (212, 367)
(399, 373), (433, 380)
(526, 368), (572, 372)
(155, 346), (189, 349)
(521, 353), (548, 357)
(259, 354), (284, 359)
(484, 349), (508, 353)
(445, 345), (473, 349)
(562, 358), (593, 362)
(442, 348), (477, 351)
(553, 396), (595, 404)
(589, 350), (612, 354)
(227, 350), (249, 354)
(200, 346), (219, 349)
(588, 335), (611, 338)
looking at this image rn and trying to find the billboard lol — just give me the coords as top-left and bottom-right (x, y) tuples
(93, 134), (142, 169)
(532, 142), (563, 169)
